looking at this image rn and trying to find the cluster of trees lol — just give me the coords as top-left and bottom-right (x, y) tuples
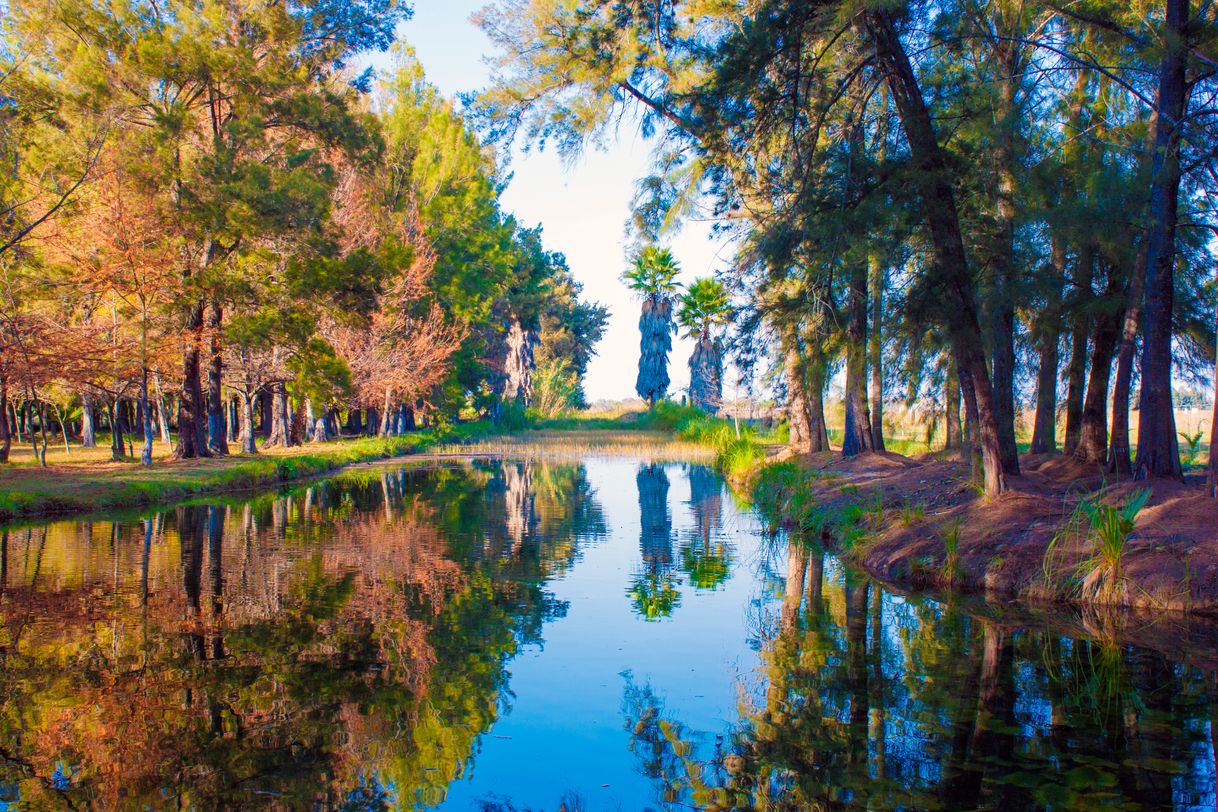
(623, 247), (732, 412)
(477, 0), (1218, 496)
(0, 0), (606, 467)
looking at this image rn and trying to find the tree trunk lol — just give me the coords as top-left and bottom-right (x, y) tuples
(266, 383), (289, 447)
(637, 296), (673, 405)
(289, 393), (306, 446)
(784, 341), (812, 453)
(0, 376), (9, 464)
(1063, 246), (1095, 454)
(945, 366), (962, 451)
(110, 397), (125, 462)
(380, 389), (394, 436)
(152, 373), (171, 443)
(843, 260), (873, 457)
(205, 300), (228, 455)
(987, 34), (1022, 476)
(1076, 267), (1125, 466)
(1208, 291), (1217, 498)
(81, 391), (96, 448)
(236, 393), (255, 454)
(175, 298), (210, 459)
(1031, 237), (1066, 454)
(807, 348), (830, 452)
(869, 254), (886, 451)
(140, 368), (154, 466)
(1134, 0), (1189, 480)
(309, 399), (328, 443)
(959, 363), (983, 479)
(865, 9), (1008, 495)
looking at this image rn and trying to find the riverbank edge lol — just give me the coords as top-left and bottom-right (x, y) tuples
(728, 448), (1218, 617)
(0, 425), (498, 525)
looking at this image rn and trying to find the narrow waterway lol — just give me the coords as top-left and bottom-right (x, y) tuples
(0, 456), (1214, 810)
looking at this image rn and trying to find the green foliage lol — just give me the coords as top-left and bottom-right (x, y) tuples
(676, 277), (731, 339)
(622, 246), (681, 298)
(1045, 488), (1151, 602)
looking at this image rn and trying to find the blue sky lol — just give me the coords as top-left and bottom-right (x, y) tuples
(388, 1), (739, 403)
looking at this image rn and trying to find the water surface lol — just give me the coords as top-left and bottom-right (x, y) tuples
(0, 456), (1215, 810)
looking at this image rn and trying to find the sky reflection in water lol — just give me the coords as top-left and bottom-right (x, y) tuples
(0, 457), (1215, 810)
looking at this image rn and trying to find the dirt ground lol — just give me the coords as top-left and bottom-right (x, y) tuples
(775, 448), (1218, 614)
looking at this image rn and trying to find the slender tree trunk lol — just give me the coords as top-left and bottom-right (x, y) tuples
(205, 300), (228, 455)
(0, 376), (9, 463)
(140, 368), (154, 466)
(1208, 292), (1217, 497)
(152, 373), (171, 443)
(987, 37), (1022, 476)
(176, 298), (210, 459)
(380, 389), (394, 436)
(865, 9), (1008, 496)
(945, 366), (962, 451)
(959, 363), (983, 479)
(309, 399), (327, 443)
(1134, 0), (1189, 480)
(1076, 267), (1125, 465)
(869, 255), (886, 451)
(1031, 237), (1067, 454)
(259, 387), (273, 439)
(110, 397), (124, 461)
(80, 391), (96, 448)
(1064, 246), (1095, 453)
(843, 261), (873, 457)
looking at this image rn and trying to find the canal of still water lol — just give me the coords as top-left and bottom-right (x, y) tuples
(0, 455), (1215, 810)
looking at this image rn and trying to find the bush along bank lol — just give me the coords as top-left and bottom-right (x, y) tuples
(739, 449), (1218, 615)
(0, 422), (496, 524)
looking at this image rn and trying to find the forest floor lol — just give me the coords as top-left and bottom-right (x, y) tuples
(752, 447), (1218, 615)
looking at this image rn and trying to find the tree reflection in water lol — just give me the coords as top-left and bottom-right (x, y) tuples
(630, 463), (681, 620)
(0, 460), (605, 808)
(623, 537), (1218, 811)
(679, 465), (731, 592)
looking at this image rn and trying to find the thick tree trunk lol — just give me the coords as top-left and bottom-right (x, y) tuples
(81, 391), (96, 448)
(869, 254), (886, 451)
(239, 393), (257, 454)
(784, 342), (812, 453)
(309, 399), (328, 443)
(1076, 268), (1125, 465)
(1107, 245), (1147, 475)
(959, 363), (983, 478)
(205, 301), (227, 456)
(1031, 238), (1067, 454)
(945, 366), (962, 451)
(637, 296), (673, 405)
(807, 349), (830, 452)
(1063, 247), (1095, 453)
(866, 9), (1008, 495)
(843, 261), (873, 457)
(288, 394), (306, 446)
(266, 383), (289, 447)
(175, 298), (210, 459)
(1134, 0), (1189, 480)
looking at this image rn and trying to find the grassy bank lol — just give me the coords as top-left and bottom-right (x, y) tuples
(742, 448), (1218, 614)
(0, 422), (495, 524)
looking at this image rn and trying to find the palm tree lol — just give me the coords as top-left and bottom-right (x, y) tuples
(677, 277), (731, 412)
(622, 246), (681, 406)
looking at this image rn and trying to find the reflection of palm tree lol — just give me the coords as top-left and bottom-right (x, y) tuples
(631, 463), (679, 620)
(637, 464), (673, 570)
(681, 465), (731, 591)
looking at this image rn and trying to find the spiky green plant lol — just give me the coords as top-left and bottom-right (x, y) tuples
(1046, 488), (1151, 602)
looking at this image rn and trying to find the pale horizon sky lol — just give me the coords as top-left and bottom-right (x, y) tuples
(388, 2), (742, 404)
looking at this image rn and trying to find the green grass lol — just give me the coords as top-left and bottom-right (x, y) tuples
(0, 422), (495, 524)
